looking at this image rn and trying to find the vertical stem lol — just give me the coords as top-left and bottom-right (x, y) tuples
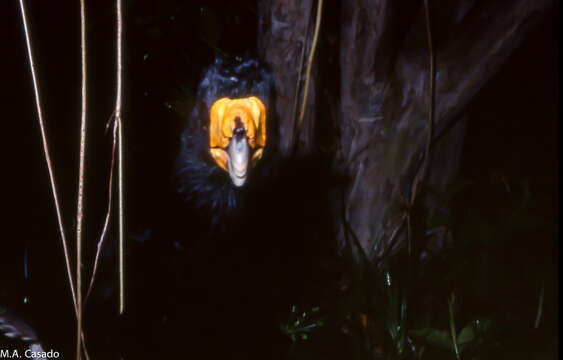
(448, 293), (461, 360)
(76, 0), (87, 358)
(18, 6), (91, 358)
(406, 212), (413, 308)
(118, 120), (124, 314)
(296, 0), (323, 138)
(291, 1), (312, 147)
(17, 0), (77, 310)
(85, 119), (118, 303)
(116, 0), (125, 315)
(534, 280), (544, 329)
(423, 0), (435, 176)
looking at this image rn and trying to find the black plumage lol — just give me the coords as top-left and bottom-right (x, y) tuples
(174, 55), (277, 233)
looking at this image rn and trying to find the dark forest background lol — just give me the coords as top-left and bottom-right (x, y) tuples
(1, 0), (558, 359)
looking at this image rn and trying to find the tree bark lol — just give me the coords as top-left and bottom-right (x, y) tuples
(257, 0), (555, 259)
(257, 0), (318, 154)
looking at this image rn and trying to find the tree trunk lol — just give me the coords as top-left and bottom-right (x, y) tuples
(257, 0), (319, 154)
(257, 0), (554, 260)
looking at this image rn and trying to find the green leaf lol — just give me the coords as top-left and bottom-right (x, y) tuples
(457, 323), (475, 345)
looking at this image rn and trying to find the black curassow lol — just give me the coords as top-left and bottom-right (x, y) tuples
(123, 55), (340, 359)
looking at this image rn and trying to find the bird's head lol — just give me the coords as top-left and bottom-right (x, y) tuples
(208, 96), (267, 187)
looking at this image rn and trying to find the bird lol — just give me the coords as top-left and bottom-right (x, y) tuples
(174, 55), (277, 234)
(124, 55), (340, 359)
